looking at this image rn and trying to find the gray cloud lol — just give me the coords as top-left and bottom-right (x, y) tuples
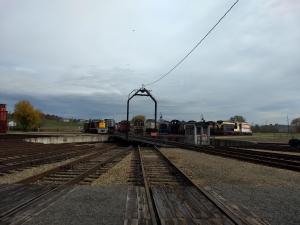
(0, 0), (299, 124)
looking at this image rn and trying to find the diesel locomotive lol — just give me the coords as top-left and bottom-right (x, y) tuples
(83, 119), (115, 134)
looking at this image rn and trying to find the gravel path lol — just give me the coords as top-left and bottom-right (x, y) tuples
(92, 152), (132, 186)
(24, 185), (128, 225)
(161, 147), (300, 225)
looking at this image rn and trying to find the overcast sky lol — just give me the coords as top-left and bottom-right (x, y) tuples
(0, 0), (299, 124)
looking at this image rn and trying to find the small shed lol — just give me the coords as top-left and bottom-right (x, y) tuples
(184, 121), (210, 145)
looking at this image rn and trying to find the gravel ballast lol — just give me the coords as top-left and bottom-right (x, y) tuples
(24, 185), (128, 225)
(161, 147), (300, 225)
(92, 152), (132, 186)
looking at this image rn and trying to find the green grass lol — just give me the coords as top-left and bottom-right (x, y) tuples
(215, 132), (300, 143)
(40, 119), (83, 132)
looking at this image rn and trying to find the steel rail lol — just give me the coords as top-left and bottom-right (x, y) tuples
(224, 147), (300, 161)
(0, 148), (113, 199)
(0, 149), (93, 174)
(137, 145), (159, 225)
(151, 145), (269, 225)
(254, 142), (299, 152)
(16, 146), (116, 184)
(0, 144), (97, 173)
(0, 142), (74, 157)
(125, 135), (300, 172)
(0, 145), (92, 165)
(0, 146), (132, 224)
(200, 149), (300, 172)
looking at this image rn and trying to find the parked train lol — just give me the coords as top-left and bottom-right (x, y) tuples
(115, 118), (252, 136)
(158, 119), (169, 134)
(234, 122), (252, 135)
(83, 119), (115, 134)
(169, 120), (185, 135)
(117, 120), (130, 133)
(206, 121), (252, 135)
(116, 117), (158, 136)
(105, 119), (116, 134)
(145, 119), (156, 134)
(132, 117), (145, 135)
(211, 121), (235, 135)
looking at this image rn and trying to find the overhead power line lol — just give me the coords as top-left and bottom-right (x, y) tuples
(144, 0), (239, 87)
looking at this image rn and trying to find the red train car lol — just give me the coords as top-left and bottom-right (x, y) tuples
(0, 104), (8, 133)
(117, 120), (130, 133)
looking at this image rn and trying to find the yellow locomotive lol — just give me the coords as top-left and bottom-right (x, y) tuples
(83, 119), (108, 134)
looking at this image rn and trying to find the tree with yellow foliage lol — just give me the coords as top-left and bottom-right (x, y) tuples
(131, 115), (145, 123)
(13, 100), (42, 131)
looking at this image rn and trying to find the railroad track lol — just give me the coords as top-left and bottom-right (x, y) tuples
(0, 144), (99, 175)
(195, 146), (300, 172)
(124, 145), (268, 225)
(0, 144), (86, 163)
(217, 146), (300, 171)
(0, 149), (92, 174)
(249, 142), (300, 153)
(126, 135), (300, 172)
(0, 145), (131, 225)
(127, 148), (143, 186)
(0, 140), (67, 157)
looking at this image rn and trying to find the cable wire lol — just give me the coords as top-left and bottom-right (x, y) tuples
(144, 0), (239, 87)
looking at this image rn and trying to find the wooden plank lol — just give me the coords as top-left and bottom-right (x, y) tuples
(164, 187), (194, 218)
(161, 218), (203, 225)
(186, 187), (235, 225)
(204, 186), (270, 225)
(152, 186), (234, 224)
(137, 186), (150, 220)
(124, 186), (152, 225)
(124, 186), (138, 219)
(151, 187), (174, 219)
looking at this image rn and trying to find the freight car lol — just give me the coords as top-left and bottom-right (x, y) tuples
(0, 104), (8, 133)
(83, 119), (108, 134)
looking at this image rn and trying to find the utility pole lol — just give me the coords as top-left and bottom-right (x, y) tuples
(287, 115), (290, 135)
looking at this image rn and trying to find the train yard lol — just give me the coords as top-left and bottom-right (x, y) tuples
(0, 134), (299, 225)
(1, 0), (299, 224)
(118, 134), (300, 172)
